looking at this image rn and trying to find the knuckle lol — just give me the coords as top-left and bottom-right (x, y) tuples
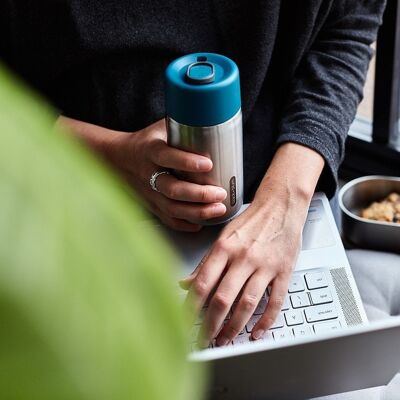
(276, 252), (294, 272)
(283, 259), (294, 273)
(212, 292), (231, 311)
(200, 186), (210, 202)
(276, 259), (291, 275)
(239, 294), (258, 312)
(270, 295), (284, 311)
(183, 156), (195, 171)
(215, 238), (230, 253)
(276, 265), (286, 276)
(192, 279), (208, 298)
(167, 183), (178, 199)
(153, 151), (163, 166)
(239, 244), (262, 265)
(238, 246), (251, 260)
(199, 207), (210, 220)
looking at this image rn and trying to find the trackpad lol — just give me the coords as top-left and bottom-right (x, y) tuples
(302, 200), (336, 250)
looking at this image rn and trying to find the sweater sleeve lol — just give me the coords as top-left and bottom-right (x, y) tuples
(277, 0), (386, 198)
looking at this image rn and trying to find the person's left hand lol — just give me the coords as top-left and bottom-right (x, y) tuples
(180, 187), (308, 347)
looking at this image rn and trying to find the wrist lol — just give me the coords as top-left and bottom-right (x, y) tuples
(252, 142), (325, 220)
(56, 116), (126, 161)
(252, 177), (311, 228)
(258, 172), (314, 207)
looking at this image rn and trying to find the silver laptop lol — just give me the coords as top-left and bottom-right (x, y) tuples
(163, 192), (400, 399)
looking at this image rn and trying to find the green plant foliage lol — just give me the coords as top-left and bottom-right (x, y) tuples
(0, 65), (204, 400)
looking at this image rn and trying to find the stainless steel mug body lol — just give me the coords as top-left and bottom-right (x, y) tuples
(167, 110), (243, 225)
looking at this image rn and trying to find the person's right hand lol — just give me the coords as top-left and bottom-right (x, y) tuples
(57, 117), (228, 232)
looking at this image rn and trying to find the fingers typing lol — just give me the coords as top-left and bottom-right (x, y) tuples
(252, 274), (290, 340)
(217, 271), (270, 346)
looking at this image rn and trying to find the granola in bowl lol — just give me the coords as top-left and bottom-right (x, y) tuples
(361, 193), (400, 224)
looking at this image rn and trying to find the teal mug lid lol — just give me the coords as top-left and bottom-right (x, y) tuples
(165, 53), (241, 127)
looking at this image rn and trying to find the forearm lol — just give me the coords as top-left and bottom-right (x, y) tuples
(56, 116), (123, 160)
(253, 142), (325, 223)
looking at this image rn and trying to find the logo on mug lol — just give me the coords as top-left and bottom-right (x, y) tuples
(230, 176), (237, 207)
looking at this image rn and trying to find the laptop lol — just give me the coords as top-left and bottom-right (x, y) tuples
(162, 192), (400, 399)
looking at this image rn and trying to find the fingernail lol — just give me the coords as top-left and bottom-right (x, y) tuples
(197, 159), (212, 171)
(213, 204), (226, 216)
(215, 188), (227, 202)
(252, 330), (265, 340)
(217, 336), (230, 347)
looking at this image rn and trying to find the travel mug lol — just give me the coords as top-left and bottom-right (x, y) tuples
(165, 53), (243, 225)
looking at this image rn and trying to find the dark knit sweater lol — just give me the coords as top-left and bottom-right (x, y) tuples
(0, 1), (386, 201)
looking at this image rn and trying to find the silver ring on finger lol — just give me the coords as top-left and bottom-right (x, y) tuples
(150, 170), (170, 193)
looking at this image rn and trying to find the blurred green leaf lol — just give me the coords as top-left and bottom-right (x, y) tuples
(0, 65), (204, 400)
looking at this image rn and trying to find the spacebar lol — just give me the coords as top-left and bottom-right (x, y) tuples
(304, 304), (338, 323)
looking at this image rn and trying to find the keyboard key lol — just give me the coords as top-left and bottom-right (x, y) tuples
(304, 304), (338, 323)
(305, 272), (328, 290)
(314, 321), (342, 335)
(233, 334), (251, 345)
(246, 315), (260, 333)
(284, 310), (304, 326)
(288, 275), (305, 293)
(293, 325), (313, 338)
(254, 297), (267, 315)
(273, 328), (293, 341)
(290, 292), (311, 308)
(310, 288), (333, 305)
(270, 313), (285, 329)
(256, 331), (274, 342)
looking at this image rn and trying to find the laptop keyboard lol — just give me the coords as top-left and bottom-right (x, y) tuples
(191, 268), (344, 350)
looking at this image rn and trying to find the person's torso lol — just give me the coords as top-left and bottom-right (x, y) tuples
(1, 0), (330, 200)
